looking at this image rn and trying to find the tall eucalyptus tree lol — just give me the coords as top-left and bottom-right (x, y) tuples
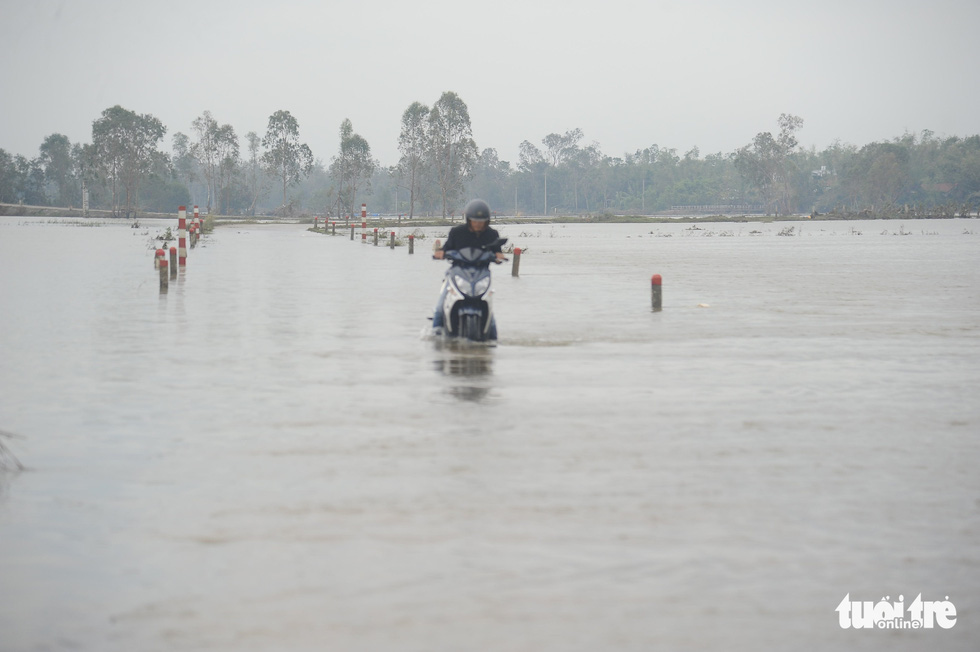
(397, 101), (429, 219)
(214, 124), (239, 215)
(734, 114), (803, 215)
(191, 111), (219, 213)
(244, 131), (269, 216)
(39, 133), (77, 206)
(91, 105), (165, 216)
(262, 110), (313, 209)
(429, 92), (477, 218)
(330, 118), (375, 219)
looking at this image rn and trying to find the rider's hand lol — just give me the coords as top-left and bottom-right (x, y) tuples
(433, 250), (445, 260)
(495, 252), (507, 263)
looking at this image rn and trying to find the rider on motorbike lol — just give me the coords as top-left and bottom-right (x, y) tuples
(432, 199), (505, 331)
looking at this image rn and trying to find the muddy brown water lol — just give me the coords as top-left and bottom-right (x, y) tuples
(1, 217), (978, 651)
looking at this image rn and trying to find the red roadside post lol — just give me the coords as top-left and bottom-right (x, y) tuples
(177, 206), (187, 266)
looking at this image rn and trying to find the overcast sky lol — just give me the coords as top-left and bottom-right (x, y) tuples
(2, 0), (978, 167)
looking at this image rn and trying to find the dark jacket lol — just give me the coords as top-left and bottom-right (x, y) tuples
(441, 223), (502, 253)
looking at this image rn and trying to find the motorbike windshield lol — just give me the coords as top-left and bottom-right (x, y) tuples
(450, 247), (492, 265)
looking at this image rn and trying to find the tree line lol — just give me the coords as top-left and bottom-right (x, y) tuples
(2, 96), (978, 219)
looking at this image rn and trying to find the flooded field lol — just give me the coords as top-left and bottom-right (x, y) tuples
(1, 216), (978, 651)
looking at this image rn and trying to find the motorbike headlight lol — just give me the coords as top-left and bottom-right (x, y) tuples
(452, 272), (472, 295)
(473, 276), (491, 296)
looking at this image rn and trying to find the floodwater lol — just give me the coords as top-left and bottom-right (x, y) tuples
(0, 216), (978, 651)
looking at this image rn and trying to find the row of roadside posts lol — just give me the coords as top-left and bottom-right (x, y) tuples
(312, 203), (527, 280)
(151, 204), (664, 310)
(154, 205), (201, 293)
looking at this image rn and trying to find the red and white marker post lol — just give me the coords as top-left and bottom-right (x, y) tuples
(651, 274), (662, 311)
(178, 206), (187, 266)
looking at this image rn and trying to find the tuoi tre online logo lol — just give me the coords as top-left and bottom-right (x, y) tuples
(837, 593), (957, 629)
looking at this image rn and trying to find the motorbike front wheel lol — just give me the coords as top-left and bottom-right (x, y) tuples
(460, 313), (483, 341)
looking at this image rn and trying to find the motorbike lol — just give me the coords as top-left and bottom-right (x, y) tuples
(432, 238), (507, 342)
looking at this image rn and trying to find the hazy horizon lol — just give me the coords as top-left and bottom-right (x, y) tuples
(2, 0), (979, 167)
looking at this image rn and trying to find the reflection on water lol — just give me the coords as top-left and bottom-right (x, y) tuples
(431, 338), (494, 402)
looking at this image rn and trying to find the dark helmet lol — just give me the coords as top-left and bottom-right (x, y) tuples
(464, 199), (491, 224)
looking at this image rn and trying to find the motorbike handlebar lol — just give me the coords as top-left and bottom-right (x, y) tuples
(436, 251), (507, 263)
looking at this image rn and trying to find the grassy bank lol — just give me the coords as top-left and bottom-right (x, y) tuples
(4, 203), (974, 225)
(0, 203), (173, 219)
